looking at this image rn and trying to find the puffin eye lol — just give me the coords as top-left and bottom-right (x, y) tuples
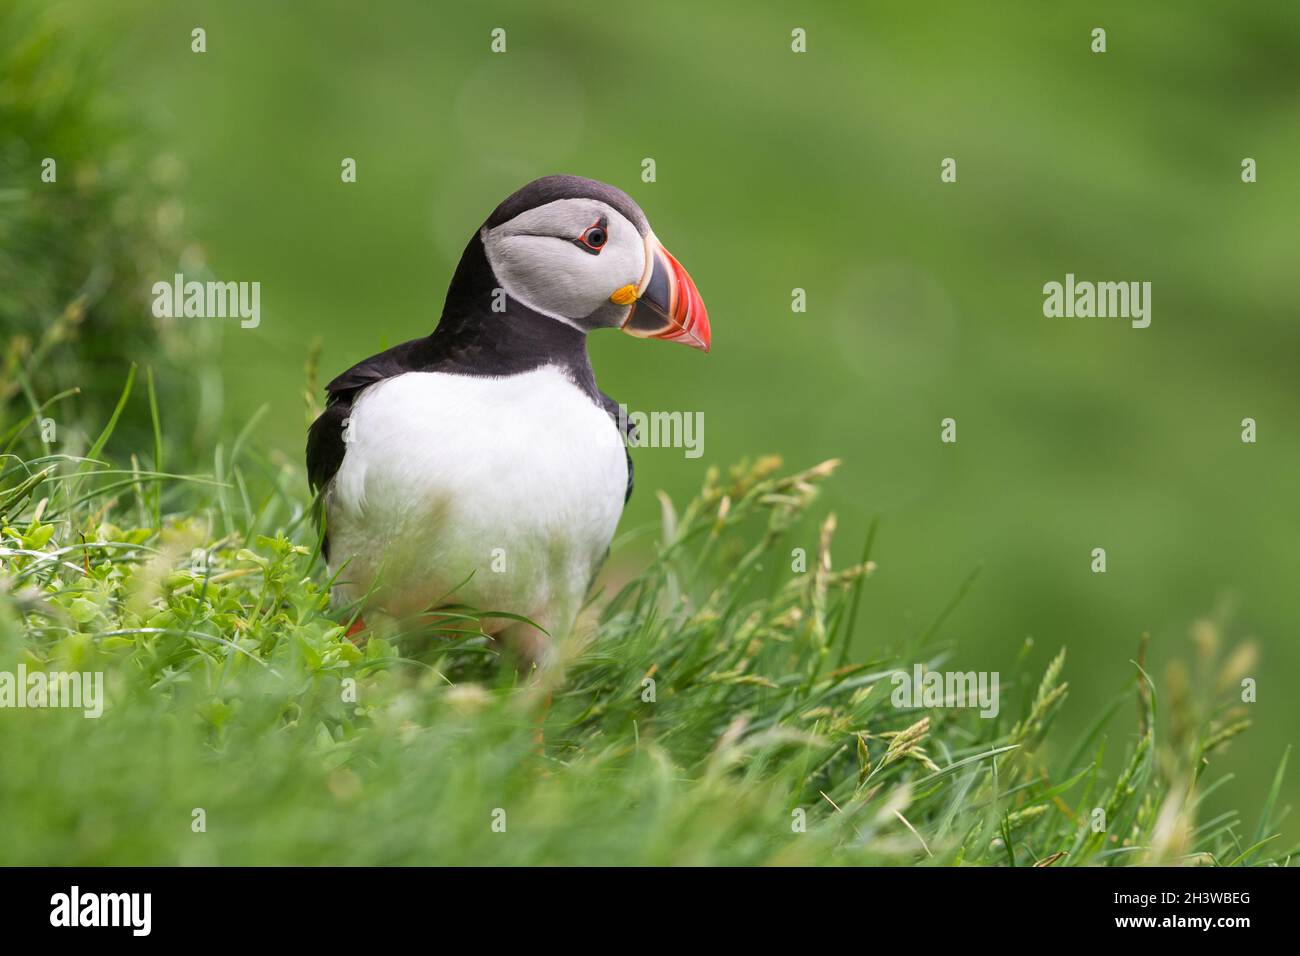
(574, 218), (608, 254)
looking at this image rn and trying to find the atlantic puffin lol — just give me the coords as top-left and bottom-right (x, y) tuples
(307, 175), (710, 662)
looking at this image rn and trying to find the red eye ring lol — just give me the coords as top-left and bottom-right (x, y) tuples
(574, 217), (608, 254)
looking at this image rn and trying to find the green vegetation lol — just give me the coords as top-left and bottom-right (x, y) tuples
(70, 0), (1297, 830)
(0, 1), (216, 458)
(2, 0), (1294, 865)
(0, 389), (1289, 864)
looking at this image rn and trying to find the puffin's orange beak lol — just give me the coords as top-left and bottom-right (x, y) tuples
(615, 235), (710, 352)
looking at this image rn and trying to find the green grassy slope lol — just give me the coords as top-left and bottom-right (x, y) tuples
(0, 396), (1288, 865)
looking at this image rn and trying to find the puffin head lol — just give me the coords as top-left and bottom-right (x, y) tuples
(476, 175), (710, 352)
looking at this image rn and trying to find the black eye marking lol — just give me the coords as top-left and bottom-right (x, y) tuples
(574, 216), (608, 254)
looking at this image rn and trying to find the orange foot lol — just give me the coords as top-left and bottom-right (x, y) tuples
(345, 616), (367, 643)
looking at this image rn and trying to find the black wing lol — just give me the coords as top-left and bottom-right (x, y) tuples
(598, 391), (635, 505)
(305, 338), (436, 556)
(321, 337), (436, 400)
(306, 337), (433, 496)
(306, 402), (351, 496)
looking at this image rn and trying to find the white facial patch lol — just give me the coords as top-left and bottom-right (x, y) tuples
(481, 198), (645, 326)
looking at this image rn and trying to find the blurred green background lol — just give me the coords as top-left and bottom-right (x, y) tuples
(7, 0), (1299, 838)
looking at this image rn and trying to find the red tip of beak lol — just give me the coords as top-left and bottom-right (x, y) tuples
(622, 240), (711, 352)
(662, 245), (710, 353)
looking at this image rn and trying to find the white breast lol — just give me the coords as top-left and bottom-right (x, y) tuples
(326, 366), (627, 631)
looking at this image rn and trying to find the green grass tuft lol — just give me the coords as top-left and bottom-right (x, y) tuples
(0, 413), (1290, 866)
